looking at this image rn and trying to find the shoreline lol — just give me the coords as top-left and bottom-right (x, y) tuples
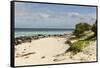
(15, 33), (72, 45)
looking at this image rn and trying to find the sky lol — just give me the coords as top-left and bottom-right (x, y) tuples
(15, 2), (97, 28)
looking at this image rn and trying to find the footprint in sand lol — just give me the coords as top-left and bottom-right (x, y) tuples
(16, 52), (36, 58)
(24, 49), (26, 50)
(41, 56), (45, 59)
(21, 52), (36, 57)
(53, 53), (65, 57)
(53, 58), (66, 62)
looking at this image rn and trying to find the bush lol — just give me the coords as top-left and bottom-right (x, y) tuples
(91, 20), (97, 36)
(65, 40), (72, 45)
(67, 40), (89, 54)
(73, 23), (91, 37)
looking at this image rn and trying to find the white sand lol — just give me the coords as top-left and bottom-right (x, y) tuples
(15, 37), (97, 66)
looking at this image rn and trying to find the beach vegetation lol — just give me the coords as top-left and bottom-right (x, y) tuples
(73, 23), (91, 38)
(65, 40), (72, 45)
(65, 21), (97, 54)
(67, 40), (89, 54)
(85, 20), (97, 40)
(91, 20), (97, 36)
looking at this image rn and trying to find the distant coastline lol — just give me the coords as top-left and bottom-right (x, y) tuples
(15, 28), (74, 37)
(15, 28), (74, 31)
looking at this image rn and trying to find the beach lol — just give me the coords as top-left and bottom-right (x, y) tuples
(13, 2), (97, 66)
(15, 34), (97, 66)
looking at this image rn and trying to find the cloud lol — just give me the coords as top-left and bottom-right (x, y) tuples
(67, 12), (84, 19)
(15, 7), (96, 21)
(15, 8), (96, 28)
(15, 9), (33, 16)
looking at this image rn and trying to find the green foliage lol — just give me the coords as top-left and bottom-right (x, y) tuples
(67, 40), (89, 54)
(91, 20), (97, 36)
(65, 40), (72, 45)
(65, 21), (97, 54)
(84, 34), (95, 41)
(73, 23), (91, 37)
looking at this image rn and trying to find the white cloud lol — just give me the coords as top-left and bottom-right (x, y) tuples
(15, 7), (96, 21)
(15, 8), (96, 28)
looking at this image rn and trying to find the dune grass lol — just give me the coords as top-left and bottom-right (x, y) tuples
(67, 40), (89, 54)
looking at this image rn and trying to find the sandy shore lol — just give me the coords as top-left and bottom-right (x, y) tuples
(15, 37), (97, 66)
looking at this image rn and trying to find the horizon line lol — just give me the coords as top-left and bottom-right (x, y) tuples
(15, 28), (74, 29)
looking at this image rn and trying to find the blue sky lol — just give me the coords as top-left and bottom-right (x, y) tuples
(15, 2), (96, 28)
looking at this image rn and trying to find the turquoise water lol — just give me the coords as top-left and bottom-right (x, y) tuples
(15, 28), (74, 37)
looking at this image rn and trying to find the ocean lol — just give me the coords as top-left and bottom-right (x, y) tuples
(15, 28), (74, 37)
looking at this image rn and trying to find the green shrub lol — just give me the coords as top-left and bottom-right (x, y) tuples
(67, 40), (89, 54)
(73, 23), (91, 37)
(91, 20), (97, 36)
(65, 40), (72, 45)
(84, 34), (95, 40)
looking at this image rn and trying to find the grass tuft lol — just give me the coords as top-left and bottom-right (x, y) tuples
(67, 40), (89, 54)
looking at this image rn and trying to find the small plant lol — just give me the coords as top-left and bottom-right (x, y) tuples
(65, 40), (72, 45)
(67, 40), (89, 54)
